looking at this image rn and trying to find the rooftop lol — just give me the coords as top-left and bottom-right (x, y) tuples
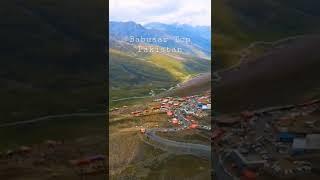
(293, 134), (320, 150)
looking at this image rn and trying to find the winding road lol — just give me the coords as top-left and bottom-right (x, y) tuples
(145, 128), (211, 159)
(141, 98), (211, 159)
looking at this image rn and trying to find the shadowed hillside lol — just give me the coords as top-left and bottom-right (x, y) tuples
(213, 0), (320, 70)
(215, 35), (320, 113)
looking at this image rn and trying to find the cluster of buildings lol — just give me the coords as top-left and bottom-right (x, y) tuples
(155, 92), (211, 130)
(0, 146), (32, 159)
(0, 139), (106, 177)
(213, 99), (320, 179)
(0, 140), (63, 160)
(265, 160), (312, 178)
(138, 92), (211, 135)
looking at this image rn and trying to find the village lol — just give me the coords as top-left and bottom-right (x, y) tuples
(110, 91), (211, 134)
(151, 91), (211, 131)
(109, 91), (212, 178)
(0, 139), (106, 179)
(212, 99), (320, 180)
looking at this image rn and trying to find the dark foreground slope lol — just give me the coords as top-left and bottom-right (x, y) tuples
(215, 35), (320, 113)
(0, 0), (107, 179)
(166, 73), (211, 97)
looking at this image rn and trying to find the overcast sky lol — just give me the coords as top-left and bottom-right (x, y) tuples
(110, 0), (211, 26)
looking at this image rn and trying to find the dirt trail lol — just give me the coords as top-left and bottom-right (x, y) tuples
(0, 113), (105, 128)
(213, 34), (310, 82)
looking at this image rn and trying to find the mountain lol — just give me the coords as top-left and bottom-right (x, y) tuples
(109, 21), (211, 106)
(109, 48), (211, 107)
(213, 0), (320, 69)
(144, 23), (211, 55)
(109, 21), (211, 58)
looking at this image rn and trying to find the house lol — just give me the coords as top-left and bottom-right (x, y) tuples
(201, 105), (209, 110)
(212, 129), (225, 141)
(292, 138), (306, 155)
(173, 102), (180, 106)
(292, 134), (320, 154)
(241, 111), (255, 120)
(45, 140), (62, 148)
(162, 99), (169, 103)
(197, 103), (203, 108)
(18, 146), (32, 154)
(231, 150), (266, 170)
(278, 132), (296, 142)
(214, 116), (241, 126)
(140, 128), (146, 133)
(241, 169), (257, 180)
(151, 105), (160, 110)
(70, 155), (105, 175)
(190, 123), (198, 129)
(172, 118), (178, 124)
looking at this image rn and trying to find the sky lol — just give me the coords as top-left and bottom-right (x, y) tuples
(109, 0), (211, 26)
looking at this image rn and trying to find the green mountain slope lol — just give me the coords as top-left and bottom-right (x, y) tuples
(109, 48), (210, 106)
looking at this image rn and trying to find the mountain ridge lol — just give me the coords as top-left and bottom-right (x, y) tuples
(109, 21), (211, 58)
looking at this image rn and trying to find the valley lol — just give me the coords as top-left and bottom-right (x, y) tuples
(109, 20), (212, 178)
(109, 89), (212, 179)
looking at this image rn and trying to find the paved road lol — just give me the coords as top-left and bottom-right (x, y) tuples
(145, 128), (211, 159)
(143, 97), (211, 159)
(111, 96), (151, 102)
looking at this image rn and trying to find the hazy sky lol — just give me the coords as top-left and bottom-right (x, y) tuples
(110, 0), (211, 26)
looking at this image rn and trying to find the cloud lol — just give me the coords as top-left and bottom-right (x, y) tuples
(109, 0), (211, 26)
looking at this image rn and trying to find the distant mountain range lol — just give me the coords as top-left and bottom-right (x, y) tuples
(109, 21), (211, 106)
(109, 21), (211, 58)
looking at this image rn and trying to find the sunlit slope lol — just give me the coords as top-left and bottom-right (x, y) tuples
(149, 53), (210, 81)
(148, 54), (189, 81)
(109, 48), (210, 106)
(109, 49), (177, 88)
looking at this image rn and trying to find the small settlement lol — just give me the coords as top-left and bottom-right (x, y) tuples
(153, 91), (211, 131)
(108, 91), (212, 138)
(212, 99), (320, 180)
(0, 139), (106, 178)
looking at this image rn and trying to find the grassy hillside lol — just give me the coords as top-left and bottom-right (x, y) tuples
(109, 48), (211, 107)
(213, 0), (320, 70)
(165, 73), (211, 97)
(109, 50), (177, 107)
(148, 54), (190, 81)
